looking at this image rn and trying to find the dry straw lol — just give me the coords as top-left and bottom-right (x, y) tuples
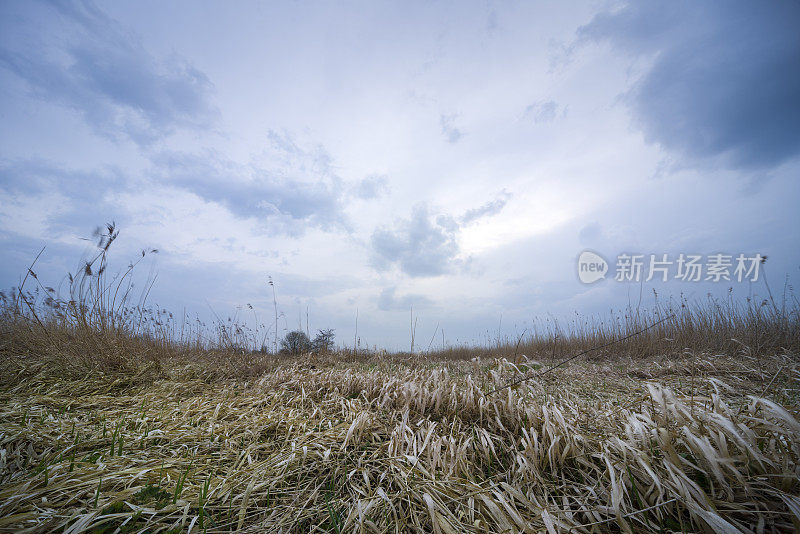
(1, 227), (798, 532)
(0, 353), (798, 532)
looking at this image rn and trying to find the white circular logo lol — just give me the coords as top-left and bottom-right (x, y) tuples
(577, 250), (608, 284)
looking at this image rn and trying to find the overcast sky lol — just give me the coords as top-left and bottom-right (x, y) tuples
(1, 0), (799, 350)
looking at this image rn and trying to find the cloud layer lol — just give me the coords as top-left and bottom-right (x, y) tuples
(154, 132), (352, 236)
(1, 1), (798, 349)
(371, 205), (460, 277)
(580, 1), (800, 170)
(0, 0), (216, 146)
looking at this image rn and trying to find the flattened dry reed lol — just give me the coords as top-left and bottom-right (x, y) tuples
(0, 353), (798, 533)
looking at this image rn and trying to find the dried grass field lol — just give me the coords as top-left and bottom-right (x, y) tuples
(1, 234), (799, 532)
(1, 349), (799, 533)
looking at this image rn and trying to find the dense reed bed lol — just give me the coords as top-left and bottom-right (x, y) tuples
(423, 291), (799, 363)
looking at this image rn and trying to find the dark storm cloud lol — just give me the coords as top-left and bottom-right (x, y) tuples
(579, 1), (800, 170)
(0, 0), (216, 146)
